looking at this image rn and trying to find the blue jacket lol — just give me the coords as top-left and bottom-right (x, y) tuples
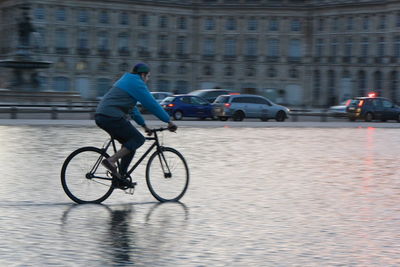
(96, 73), (170, 126)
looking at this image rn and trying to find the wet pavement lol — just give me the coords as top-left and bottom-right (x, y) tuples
(0, 124), (399, 266)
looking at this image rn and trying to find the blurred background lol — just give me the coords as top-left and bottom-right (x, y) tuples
(0, 0), (399, 108)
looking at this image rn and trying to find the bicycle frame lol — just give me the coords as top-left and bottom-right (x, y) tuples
(101, 129), (171, 178)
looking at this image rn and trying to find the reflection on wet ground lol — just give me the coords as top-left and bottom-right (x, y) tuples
(0, 125), (399, 266)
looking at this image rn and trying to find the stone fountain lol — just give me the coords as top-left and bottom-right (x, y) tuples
(0, 4), (51, 91)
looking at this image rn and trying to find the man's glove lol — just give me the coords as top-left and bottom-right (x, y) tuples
(143, 125), (153, 136)
(167, 121), (177, 132)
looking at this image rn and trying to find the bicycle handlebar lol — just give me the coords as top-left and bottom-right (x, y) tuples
(150, 127), (176, 133)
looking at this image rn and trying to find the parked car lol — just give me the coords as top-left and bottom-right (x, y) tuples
(188, 89), (232, 103)
(138, 91), (173, 113)
(212, 94), (290, 122)
(346, 96), (400, 122)
(160, 95), (213, 120)
(328, 99), (351, 117)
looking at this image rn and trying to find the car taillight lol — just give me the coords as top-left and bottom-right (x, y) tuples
(224, 103), (231, 108)
(167, 103), (175, 107)
(345, 99), (351, 106)
(358, 100), (364, 107)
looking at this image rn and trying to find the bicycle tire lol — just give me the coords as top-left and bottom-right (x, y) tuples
(61, 146), (114, 204)
(146, 147), (189, 202)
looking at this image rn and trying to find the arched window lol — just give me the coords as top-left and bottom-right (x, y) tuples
(53, 77), (70, 91)
(97, 78), (112, 97)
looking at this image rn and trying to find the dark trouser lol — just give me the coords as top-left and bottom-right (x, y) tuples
(95, 114), (145, 176)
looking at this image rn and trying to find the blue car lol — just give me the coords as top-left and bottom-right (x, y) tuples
(160, 95), (214, 120)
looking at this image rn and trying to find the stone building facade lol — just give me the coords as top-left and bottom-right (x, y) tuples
(0, 0), (399, 106)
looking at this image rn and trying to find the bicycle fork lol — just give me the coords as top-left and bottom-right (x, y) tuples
(157, 148), (172, 178)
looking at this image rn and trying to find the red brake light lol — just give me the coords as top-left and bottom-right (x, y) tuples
(229, 93), (240, 95)
(358, 100), (364, 107)
(224, 103), (231, 108)
(345, 99), (351, 106)
(368, 92), (377, 98)
(167, 103), (175, 107)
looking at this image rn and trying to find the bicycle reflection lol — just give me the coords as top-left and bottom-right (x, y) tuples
(60, 202), (189, 265)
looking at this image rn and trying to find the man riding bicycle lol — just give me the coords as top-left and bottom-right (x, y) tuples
(95, 63), (177, 188)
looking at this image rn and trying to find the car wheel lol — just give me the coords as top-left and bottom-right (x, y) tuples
(232, 111), (245, 121)
(173, 110), (183, 120)
(365, 112), (373, 122)
(275, 111), (286, 122)
(219, 116), (228, 121)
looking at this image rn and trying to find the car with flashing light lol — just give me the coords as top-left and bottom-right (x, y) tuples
(188, 89), (233, 103)
(346, 95), (400, 122)
(212, 94), (290, 122)
(160, 95), (214, 120)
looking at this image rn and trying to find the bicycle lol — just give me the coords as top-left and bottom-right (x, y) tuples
(61, 127), (189, 204)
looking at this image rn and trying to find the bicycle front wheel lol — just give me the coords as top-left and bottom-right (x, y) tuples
(61, 147), (114, 204)
(146, 147), (189, 202)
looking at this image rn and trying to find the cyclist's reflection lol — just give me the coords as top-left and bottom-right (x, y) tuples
(60, 202), (189, 265)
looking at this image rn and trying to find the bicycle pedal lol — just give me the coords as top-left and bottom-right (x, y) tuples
(125, 187), (135, 195)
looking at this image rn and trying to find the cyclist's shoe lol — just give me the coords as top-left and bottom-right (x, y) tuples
(112, 177), (136, 190)
(102, 159), (121, 179)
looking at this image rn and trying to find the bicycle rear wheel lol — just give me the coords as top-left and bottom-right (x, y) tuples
(61, 147), (114, 204)
(146, 147), (189, 202)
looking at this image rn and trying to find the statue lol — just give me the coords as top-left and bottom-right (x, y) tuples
(18, 12), (34, 47)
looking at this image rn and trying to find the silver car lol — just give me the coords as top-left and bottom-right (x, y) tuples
(212, 94), (290, 121)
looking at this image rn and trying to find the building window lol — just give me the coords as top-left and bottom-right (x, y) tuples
(203, 38), (215, 56)
(34, 6), (45, 20)
(177, 65), (187, 75)
(394, 36), (400, 58)
(247, 18), (258, 31)
(78, 30), (89, 49)
(291, 19), (301, 32)
(316, 38), (324, 57)
(78, 10), (89, 23)
(139, 14), (149, 27)
(361, 37), (369, 57)
(226, 18), (237, 31)
(56, 7), (66, 21)
(224, 39), (236, 56)
(313, 70), (320, 104)
(379, 15), (386, 30)
(374, 71), (383, 94)
(345, 37), (352, 57)
(318, 18), (324, 32)
(245, 38), (257, 56)
(289, 68), (298, 79)
(53, 77), (70, 91)
(267, 39), (279, 57)
(390, 71), (398, 102)
(119, 62), (129, 72)
(332, 17), (339, 31)
(175, 80), (189, 93)
(97, 31), (109, 50)
(327, 70), (336, 103)
(362, 16), (369, 30)
(99, 10), (109, 24)
(158, 35), (168, 54)
(176, 36), (187, 55)
(98, 62), (110, 72)
(224, 65), (234, 76)
(203, 65), (213, 76)
(157, 80), (170, 91)
(138, 33), (149, 52)
(378, 37), (385, 57)
(177, 17), (187, 30)
(117, 32), (129, 52)
(289, 39), (302, 58)
(330, 38), (338, 57)
(397, 13), (400, 28)
(347, 17), (353, 31)
(357, 70), (366, 96)
(269, 18), (279, 31)
(246, 66), (256, 77)
(97, 78), (112, 97)
(158, 64), (168, 74)
(119, 12), (129, 25)
(204, 17), (215, 30)
(76, 61), (88, 71)
(55, 29), (67, 49)
(159, 16), (168, 28)
(268, 67), (277, 78)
